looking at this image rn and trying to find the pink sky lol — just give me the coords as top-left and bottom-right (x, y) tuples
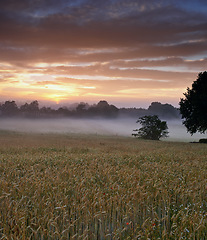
(0, 0), (207, 107)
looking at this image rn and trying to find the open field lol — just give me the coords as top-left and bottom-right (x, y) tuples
(0, 118), (207, 142)
(0, 131), (206, 239)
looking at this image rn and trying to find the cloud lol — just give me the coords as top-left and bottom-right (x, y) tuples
(0, 1), (207, 49)
(0, 0), (207, 106)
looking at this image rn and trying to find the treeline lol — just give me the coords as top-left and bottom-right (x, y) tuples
(0, 100), (180, 119)
(120, 102), (180, 119)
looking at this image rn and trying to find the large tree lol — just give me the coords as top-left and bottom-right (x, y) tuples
(132, 115), (169, 140)
(1, 101), (19, 116)
(179, 71), (207, 134)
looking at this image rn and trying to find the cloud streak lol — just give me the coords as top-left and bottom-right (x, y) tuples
(0, 0), (207, 107)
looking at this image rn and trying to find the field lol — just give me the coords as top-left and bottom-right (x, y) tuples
(0, 131), (206, 239)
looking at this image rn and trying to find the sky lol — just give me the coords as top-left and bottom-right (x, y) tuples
(0, 0), (207, 108)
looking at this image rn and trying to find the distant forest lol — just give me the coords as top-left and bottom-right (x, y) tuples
(0, 100), (180, 119)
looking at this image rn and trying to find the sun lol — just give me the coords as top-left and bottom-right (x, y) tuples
(54, 97), (61, 104)
(39, 84), (79, 104)
(43, 93), (67, 104)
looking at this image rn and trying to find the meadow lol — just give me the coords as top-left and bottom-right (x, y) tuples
(0, 131), (206, 239)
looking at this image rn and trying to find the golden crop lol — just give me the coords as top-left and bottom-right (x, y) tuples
(0, 131), (206, 239)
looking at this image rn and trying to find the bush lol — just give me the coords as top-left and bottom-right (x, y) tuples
(132, 115), (169, 140)
(199, 138), (207, 143)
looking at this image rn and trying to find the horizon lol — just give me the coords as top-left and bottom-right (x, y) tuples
(0, 99), (179, 110)
(0, 0), (207, 105)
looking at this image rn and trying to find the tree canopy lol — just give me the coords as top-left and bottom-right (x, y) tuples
(0, 100), (179, 119)
(148, 102), (179, 119)
(132, 115), (168, 140)
(179, 71), (207, 134)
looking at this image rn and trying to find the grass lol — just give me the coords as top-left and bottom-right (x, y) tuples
(0, 131), (206, 239)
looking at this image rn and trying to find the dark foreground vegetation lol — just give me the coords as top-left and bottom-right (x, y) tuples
(0, 132), (206, 239)
(199, 138), (207, 143)
(0, 100), (180, 119)
(180, 71), (207, 135)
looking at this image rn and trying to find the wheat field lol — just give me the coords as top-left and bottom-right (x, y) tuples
(0, 131), (206, 239)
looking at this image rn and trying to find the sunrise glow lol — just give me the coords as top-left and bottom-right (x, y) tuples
(0, 0), (207, 107)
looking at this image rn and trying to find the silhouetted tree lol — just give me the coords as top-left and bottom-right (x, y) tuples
(88, 100), (119, 118)
(75, 102), (87, 112)
(97, 100), (109, 108)
(148, 102), (179, 118)
(119, 107), (147, 118)
(132, 115), (169, 140)
(57, 107), (71, 117)
(28, 100), (39, 112)
(39, 106), (56, 117)
(179, 71), (207, 134)
(1, 101), (19, 116)
(0, 99), (182, 119)
(20, 103), (29, 112)
(20, 100), (39, 117)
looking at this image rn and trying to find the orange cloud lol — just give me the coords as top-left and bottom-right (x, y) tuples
(0, 0), (207, 106)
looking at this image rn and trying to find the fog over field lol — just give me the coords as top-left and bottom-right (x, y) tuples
(0, 118), (206, 142)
